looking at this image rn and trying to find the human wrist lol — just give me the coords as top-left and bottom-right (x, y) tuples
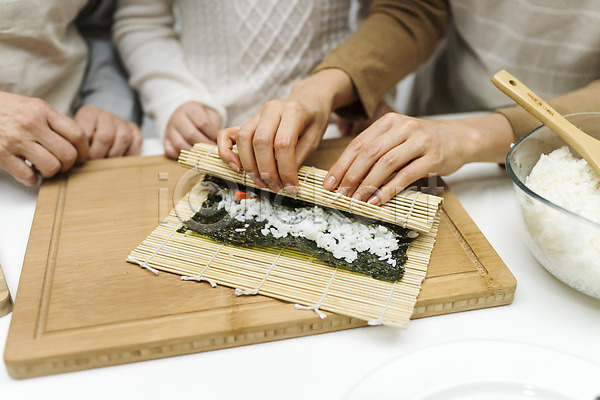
(459, 113), (514, 164)
(291, 68), (356, 112)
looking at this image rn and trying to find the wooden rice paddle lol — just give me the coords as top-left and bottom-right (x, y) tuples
(492, 69), (600, 177)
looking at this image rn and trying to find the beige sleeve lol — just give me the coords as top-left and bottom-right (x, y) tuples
(496, 79), (600, 141)
(313, 0), (449, 120)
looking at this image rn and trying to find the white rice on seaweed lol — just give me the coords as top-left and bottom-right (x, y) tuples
(216, 191), (416, 266)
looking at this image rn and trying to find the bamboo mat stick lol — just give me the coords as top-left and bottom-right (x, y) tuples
(179, 143), (442, 234)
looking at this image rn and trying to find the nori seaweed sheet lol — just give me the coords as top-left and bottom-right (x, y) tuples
(178, 177), (416, 281)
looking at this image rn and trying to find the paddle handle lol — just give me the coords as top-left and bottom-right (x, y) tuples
(492, 70), (600, 175)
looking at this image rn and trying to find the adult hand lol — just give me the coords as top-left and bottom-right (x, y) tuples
(218, 69), (355, 193)
(336, 101), (395, 137)
(323, 113), (513, 205)
(74, 105), (142, 159)
(0, 91), (88, 186)
(218, 96), (331, 193)
(164, 101), (222, 159)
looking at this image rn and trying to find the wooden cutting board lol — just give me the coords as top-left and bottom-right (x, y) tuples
(4, 139), (516, 379)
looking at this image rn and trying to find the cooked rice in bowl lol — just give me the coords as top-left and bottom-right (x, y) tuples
(522, 147), (600, 298)
(507, 113), (600, 299)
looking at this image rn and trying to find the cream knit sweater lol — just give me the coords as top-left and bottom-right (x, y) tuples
(114, 0), (359, 138)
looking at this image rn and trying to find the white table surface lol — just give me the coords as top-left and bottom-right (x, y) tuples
(1, 138), (600, 399)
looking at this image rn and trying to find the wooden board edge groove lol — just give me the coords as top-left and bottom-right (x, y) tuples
(413, 290), (515, 318)
(5, 315), (366, 379)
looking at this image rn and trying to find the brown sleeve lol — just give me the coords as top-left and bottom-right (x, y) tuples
(314, 0), (449, 120)
(496, 79), (600, 141)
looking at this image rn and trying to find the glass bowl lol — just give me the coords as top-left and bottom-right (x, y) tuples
(506, 112), (600, 299)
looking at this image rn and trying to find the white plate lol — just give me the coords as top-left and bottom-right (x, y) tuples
(342, 339), (600, 400)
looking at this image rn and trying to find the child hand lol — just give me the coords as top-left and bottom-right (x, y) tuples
(164, 101), (222, 159)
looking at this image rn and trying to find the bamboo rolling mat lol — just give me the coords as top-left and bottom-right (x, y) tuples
(179, 143), (442, 234)
(128, 178), (441, 328)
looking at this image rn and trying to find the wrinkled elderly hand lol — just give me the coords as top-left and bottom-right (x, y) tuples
(74, 105), (142, 159)
(0, 91), (88, 186)
(323, 113), (513, 205)
(164, 101), (222, 159)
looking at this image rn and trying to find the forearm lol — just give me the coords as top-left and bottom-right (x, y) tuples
(314, 0), (449, 119)
(497, 79), (600, 141)
(458, 113), (514, 164)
